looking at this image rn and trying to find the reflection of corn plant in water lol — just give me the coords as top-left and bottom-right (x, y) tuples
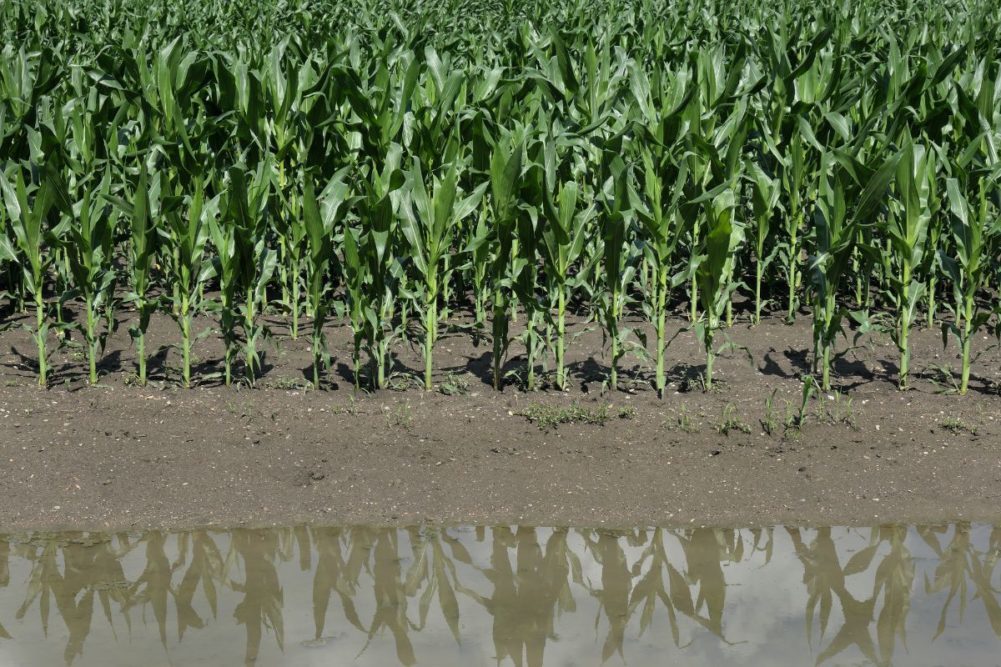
(230, 530), (285, 665)
(16, 534), (132, 664)
(787, 525), (916, 666)
(919, 523), (1001, 639)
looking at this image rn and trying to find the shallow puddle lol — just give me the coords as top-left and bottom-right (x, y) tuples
(0, 523), (998, 666)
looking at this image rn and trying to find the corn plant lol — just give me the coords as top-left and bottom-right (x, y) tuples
(541, 176), (595, 391)
(122, 166), (159, 386)
(163, 178), (215, 388)
(224, 161), (276, 384)
(628, 63), (696, 396)
(629, 149), (691, 397)
(400, 158), (486, 390)
(302, 170), (352, 389)
(808, 151), (900, 391)
(208, 198), (239, 386)
(343, 145), (405, 389)
(64, 170), (119, 385)
(747, 162), (782, 324)
(940, 177), (1000, 395)
(883, 137), (936, 389)
(598, 157), (635, 392)
(486, 129), (525, 390)
(1, 163), (67, 386)
(694, 188), (744, 389)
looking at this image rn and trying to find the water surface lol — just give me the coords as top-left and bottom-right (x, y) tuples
(0, 523), (999, 666)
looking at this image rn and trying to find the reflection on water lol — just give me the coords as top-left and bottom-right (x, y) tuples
(0, 524), (999, 666)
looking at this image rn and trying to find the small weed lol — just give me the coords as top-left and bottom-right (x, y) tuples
(332, 396), (363, 416)
(761, 390), (779, 436)
(386, 403), (414, 429)
(824, 391), (857, 429)
(668, 406), (699, 433)
(940, 416), (976, 435)
(617, 405), (637, 420)
(680, 372), (724, 394)
(785, 375), (816, 431)
(439, 373), (470, 396)
(925, 364), (961, 394)
(386, 374), (422, 392)
(715, 404), (751, 436)
(519, 402), (610, 430)
(123, 373), (144, 388)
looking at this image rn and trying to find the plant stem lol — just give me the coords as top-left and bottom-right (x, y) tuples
(137, 328), (147, 386)
(754, 260), (763, 325)
(655, 266), (667, 397)
(526, 314), (536, 391)
(312, 328), (322, 389)
(35, 292), (47, 387)
(787, 215), (800, 321)
(959, 294), (973, 395)
(424, 285), (436, 391)
(86, 296), (98, 385)
(181, 293), (191, 388)
(492, 286), (505, 390)
(898, 262), (910, 390)
(926, 275), (936, 328)
(245, 295), (257, 384)
(704, 329), (715, 390)
(290, 266), (299, 340)
(556, 286), (566, 391)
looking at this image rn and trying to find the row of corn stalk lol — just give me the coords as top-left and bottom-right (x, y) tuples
(1, 0), (999, 394)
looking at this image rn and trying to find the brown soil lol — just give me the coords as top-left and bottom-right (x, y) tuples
(0, 302), (1000, 532)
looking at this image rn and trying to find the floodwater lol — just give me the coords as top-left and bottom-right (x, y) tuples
(0, 523), (998, 666)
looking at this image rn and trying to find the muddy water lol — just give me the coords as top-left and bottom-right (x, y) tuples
(0, 524), (998, 666)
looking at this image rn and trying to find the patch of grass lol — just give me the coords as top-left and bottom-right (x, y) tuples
(823, 391), (857, 429)
(386, 403), (414, 430)
(617, 405), (636, 420)
(518, 402), (610, 430)
(332, 397), (363, 416)
(438, 373), (470, 396)
(715, 404), (751, 436)
(940, 416), (976, 435)
(262, 376), (312, 391)
(386, 374), (422, 392)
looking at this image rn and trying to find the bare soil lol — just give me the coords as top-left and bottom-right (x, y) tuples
(1, 301), (1000, 532)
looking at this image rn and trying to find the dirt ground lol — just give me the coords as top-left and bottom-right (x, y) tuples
(0, 300), (1000, 532)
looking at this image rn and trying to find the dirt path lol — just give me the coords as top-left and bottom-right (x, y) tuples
(0, 308), (999, 531)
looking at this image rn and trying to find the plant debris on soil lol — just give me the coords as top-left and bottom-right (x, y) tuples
(1, 307), (1000, 532)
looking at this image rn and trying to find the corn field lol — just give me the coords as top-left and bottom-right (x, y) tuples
(1, 0), (1000, 394)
